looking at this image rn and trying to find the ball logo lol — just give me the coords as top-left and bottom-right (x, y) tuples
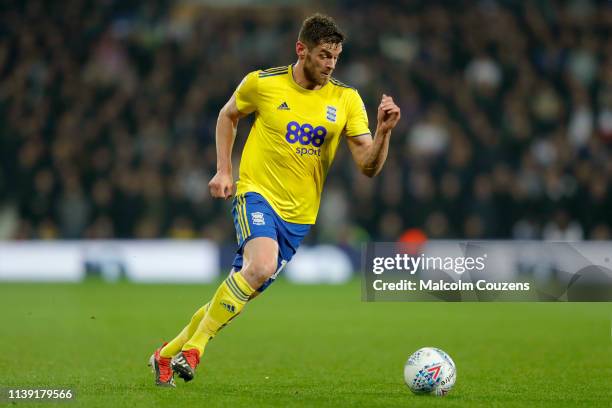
(426, 364), (441, 380)
(285, 121), (327, 147)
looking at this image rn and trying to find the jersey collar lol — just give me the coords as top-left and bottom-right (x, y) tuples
(289, 63), (330, 93)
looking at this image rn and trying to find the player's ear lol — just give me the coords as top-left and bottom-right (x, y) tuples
(296, 41), (307, 59)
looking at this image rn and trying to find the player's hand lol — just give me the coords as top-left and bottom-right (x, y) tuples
(208, 170), (234, 200)
(376, 94), (401, 133)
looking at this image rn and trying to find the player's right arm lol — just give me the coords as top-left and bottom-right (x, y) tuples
(209, 72), (259, 199)
(209, 94), (247, 199)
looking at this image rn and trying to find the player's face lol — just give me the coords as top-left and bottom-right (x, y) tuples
(304, 42), (342, 86)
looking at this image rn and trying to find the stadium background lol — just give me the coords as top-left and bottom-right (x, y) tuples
(0, 1), (610, 407)
(1, 0), (610, 242)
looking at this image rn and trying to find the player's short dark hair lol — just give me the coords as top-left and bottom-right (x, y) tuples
(298, 13), (345, 48)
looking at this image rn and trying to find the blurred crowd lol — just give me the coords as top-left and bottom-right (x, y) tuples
(1, 0), (610, 243)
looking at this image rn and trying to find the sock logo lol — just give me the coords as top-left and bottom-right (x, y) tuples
(220, 301), (236, 313)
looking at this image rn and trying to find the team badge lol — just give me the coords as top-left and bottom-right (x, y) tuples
(326, 106), (337, 122)
(251, 212), (265, 225)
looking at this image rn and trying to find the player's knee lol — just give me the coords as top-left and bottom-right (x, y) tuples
(243, 258), (277, 287)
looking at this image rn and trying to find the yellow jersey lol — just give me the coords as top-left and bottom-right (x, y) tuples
(234, 64), (370, 224)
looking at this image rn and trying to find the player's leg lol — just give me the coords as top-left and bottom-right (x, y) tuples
(173, 237), (278, 381)
(149, 254), (271, 387)
(158, 302), (209, 359)
(157, 269), (264, 361)
(148, 303), (211, 386)
(151, 279), (250, 386)
(237, 236), (280, 290)
(159, 266), (265, 361)
(186, 238), (278, 354)
(149, 194), (251, 386)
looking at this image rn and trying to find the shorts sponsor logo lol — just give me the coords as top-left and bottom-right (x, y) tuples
(251, 212), (265, 225)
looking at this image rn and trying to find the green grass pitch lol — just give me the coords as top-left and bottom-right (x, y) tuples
(0, 280), (610, 407)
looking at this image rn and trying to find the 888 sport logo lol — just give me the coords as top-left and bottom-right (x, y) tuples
(285, 121), (327, 156)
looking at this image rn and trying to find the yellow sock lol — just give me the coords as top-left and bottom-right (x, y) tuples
(159, 303), (210, 358)
(183, 272), (255, 356)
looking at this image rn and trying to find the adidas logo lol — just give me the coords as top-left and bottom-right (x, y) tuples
(277, 101), (290, 110)
(221, 301), (235, 313)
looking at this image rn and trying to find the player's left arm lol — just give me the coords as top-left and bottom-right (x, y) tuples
(346, 94), (401, 177)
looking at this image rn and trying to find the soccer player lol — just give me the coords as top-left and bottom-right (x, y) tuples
(149, 13), (400, 386)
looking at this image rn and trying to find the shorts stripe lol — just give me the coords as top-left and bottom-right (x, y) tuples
(236, 195), (248, 242)
(239, 195), (251, 237)
(234, 201), (243, 242)
(236, 196), (247, 241)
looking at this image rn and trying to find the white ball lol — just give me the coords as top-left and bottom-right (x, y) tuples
(404, 347), (457, 396)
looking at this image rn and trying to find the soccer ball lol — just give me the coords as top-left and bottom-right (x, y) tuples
(404, 347), (456, 396)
